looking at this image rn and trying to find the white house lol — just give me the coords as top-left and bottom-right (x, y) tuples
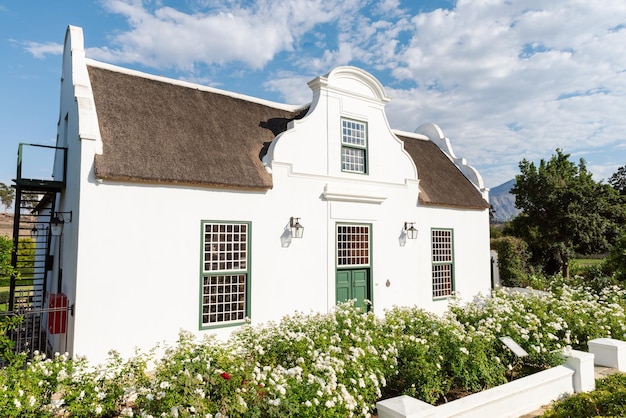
(30, 26), (491, 364)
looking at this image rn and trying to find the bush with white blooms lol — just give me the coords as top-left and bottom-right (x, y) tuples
(1, 279), (626, 417)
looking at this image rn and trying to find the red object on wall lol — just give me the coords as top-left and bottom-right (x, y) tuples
(48, 293), (68, 334)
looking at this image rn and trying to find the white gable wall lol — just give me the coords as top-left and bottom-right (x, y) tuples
(54, 27), (491, 364)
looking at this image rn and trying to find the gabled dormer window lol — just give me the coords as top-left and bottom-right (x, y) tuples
(341, 119), (368, 174)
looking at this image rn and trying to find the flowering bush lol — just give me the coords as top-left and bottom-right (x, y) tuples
(382, 306), (506, 403)
(1, 282), (626, 416)
(227, 302), (398, 417)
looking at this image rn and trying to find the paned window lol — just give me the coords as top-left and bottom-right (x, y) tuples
(337, 224), (370, 266)
(341, 119), (367, 173)
(201, 222), (249, 326)
(431, 228), (454, 298)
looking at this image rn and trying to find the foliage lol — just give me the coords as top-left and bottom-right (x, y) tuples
(609, 164), (626, 195)
(510, 149), (625, 278)
(15, 237), (35, 280)
(543, 372), (626, 417)
(490, 235), (532, 287)
(0, 350), (146, 417)
(383, 306), (506, 403)
(604, 232), (626, 281)
(226, 302), (398, 417)
(0, 235), (14, 285)
(0, 315), (24, 365)
(0, 183), (14, 213)
(2, 285), (626, 416)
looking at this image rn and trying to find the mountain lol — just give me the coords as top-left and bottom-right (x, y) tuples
(489, 179), (519, 222)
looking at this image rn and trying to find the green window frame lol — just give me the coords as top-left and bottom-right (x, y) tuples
(341, 118), (368, 174)
(200, 221), (251, 328)
(431, 228), (454, 299)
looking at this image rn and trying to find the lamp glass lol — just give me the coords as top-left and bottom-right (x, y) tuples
(290, 217), (304, 239)
(50, 218), (63, 236)
(405, 222), (418, 240)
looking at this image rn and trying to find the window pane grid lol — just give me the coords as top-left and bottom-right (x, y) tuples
(432, 229), (453, 298)
(341, 119), (367, 174)
(342, 120), (366, 147)
(432, 229), (452, 263)
(337, 225), (370, 266)
(432, 265), (452, 298)
(341, 147), (365, 173)
(202, 274), (246, 324)
(203, 223), (248, 272)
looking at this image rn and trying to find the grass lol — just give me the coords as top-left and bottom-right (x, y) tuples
(573, 258), (604, 267)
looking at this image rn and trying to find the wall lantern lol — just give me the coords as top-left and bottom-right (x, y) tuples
(50, 211), (73, 237)
(404, 222), (418, 240)
(290, 217), (304, 239)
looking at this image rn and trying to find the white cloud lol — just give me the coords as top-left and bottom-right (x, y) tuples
(93, 0), (358, 71)
(23, 41), (63, 59)
(374, 0), (626, 187)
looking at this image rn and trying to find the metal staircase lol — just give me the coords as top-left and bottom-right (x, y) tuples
(5, 143), (68, 354)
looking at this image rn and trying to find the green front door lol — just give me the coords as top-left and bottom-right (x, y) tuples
(336, 268), (370, 309)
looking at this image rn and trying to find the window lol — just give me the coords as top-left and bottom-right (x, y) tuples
(201, 221), (250, 327)
(337, 224), (370, 266)
(341, 119), (367, 173)
(431, 228), (454, 298)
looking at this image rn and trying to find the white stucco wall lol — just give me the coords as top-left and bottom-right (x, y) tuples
(55, 26), (492, 364)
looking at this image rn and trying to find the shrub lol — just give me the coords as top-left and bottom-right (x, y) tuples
(491, 236), (531, 287)
(382, 306), (506, 404)
(228, 301), (398, 417)
(2, 285), (626, 416)
(543, 373), (626, 417)
(605, 232), (626, 281)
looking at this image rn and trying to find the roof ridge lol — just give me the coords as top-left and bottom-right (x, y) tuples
(85, 58), (308, 112)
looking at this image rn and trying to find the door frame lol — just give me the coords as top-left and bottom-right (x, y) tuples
(334, 222), (373, 309)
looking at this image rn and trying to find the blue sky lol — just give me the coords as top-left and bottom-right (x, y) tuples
(1, 0), (625, 210)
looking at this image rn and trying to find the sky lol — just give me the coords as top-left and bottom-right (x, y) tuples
(1, 0), (625, 211)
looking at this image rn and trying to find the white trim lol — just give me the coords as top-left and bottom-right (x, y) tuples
(322, 183), (387, 204)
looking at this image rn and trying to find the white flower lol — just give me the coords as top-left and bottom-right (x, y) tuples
(159, 381), (170, 389)
(28, 396), (36, 407)
(121, 407), (134, 417)
(13, 399), (21, 409)
(95, 405), (103, 414)
(268, 398), (281, 406)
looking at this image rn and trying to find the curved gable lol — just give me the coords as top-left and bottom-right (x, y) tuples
(308, 66), (391, 103)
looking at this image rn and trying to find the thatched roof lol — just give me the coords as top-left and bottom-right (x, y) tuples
(89, 65), (307, 190)
(399, 135), (490, 209)
(88, 64), (488, 209)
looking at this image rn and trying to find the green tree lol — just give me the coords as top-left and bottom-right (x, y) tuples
(605, 232), (626, 281)
(609, 164), (626, 195)
(509, 149), (625, 278)
(0, 182), (14, 213)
